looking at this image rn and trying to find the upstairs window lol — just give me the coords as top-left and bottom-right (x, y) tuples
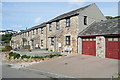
(49, 23), (52, 31)
(84, 16), (87, 25)
(41, 27), (44, 34)
(32, 30), (35, 35)
(51, 37), (54, 45)
(36, 28), (38, 34)
(66, 36), (71, 45)
(25, 32), (27, 37)
(41, 40), (43, 46)
(56, 21), (60, 30)
(28, 32), (29, 36)
(66, 17), (70, 27)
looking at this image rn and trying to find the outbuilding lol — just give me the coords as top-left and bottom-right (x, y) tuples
(78, 19), (120, 59)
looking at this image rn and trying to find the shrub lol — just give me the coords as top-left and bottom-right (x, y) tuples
(2, 46), (12, 52)
(13, 53), (20, 59)
(31, 56), (44, 59)
(54, 54), (62, 56)
(9, 52), (20, 59)
(21, 55), (30, 59)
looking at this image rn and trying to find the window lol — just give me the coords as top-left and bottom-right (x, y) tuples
(41, 27), (44, 34)
(49, 23), (52, 31)
(66, 17), (70, 27)
(51, 37), (54, 45)
(41, 40), (43, 46)
(113, 38), (118, 41)
(25, 32), (27, 37)
(108, 38), (112, 41)
(23, 33), (24, 37)
(36, 28), (38, 34)
(84, 16), (87, 25)
(56, 21), (60, 30)
(32, 30), (34, 35)
(66, 36), (70, 45)
(28, 32), (29, 36)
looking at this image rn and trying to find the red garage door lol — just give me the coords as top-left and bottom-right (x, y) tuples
(82, 38), (96, 56)
(106, 38), (120, 59)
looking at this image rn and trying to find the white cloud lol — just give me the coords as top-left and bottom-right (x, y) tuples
(34, 17), (42, 24)
(11, 25), (22, 28)
(67, 0), (86, 6)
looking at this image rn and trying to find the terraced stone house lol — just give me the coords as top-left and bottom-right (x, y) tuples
(10, 3), (106, 53)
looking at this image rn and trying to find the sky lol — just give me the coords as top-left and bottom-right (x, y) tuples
(2, 2), (118, 31)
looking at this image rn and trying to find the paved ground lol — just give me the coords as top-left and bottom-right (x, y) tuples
(28, 54), (119, 78)
(2, 63), (70, 78)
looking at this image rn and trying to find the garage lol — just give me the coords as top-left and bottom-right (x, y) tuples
(106, 37), (120, 59)
(78, 19), (120, 59)
(82, 38), (96, 56)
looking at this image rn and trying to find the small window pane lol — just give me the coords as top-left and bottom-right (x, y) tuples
(41, 27), (44, 34)
(108, 38), (112, 41)
(66, 36), (70, 45)
(49, 23), (52, 31)
(84, 16), (87, 25)
(66, 18), (70, 27)
(56, 21), (60, 30)
(51, 38), (54, 45)
(86, 39), (88, 41)
(93, 39), (96, 41)
(113, 38), (118, 41)
(41, 40), (43, 46)
(90, 39), (92, 41)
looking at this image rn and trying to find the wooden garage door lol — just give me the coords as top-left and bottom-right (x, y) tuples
(82, 38), (96, 56)
(106, 38), (120, 59)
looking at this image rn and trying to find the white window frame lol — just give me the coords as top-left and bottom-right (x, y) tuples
(51, 37), (54, 45)
(56, 21), (60, 30)
(41, 40), (43, 46)
(41, 27), (44, 34)
(49, 23), (52, 31)
(66, 17), (70, 27)
(66, 36), (71, 45)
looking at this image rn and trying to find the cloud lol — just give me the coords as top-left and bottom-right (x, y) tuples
(11, 25), (22, 28)
(67, 0), (86, 6)
(34, 17), (42, 24)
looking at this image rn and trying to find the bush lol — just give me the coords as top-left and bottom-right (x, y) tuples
(54, 54), (62, 56)
(2, 46), (12, 52)
(21, 55), (30, 59)
(31, 56), (44, 59)
(13, 53), (20, 59)
(44, 54), (62, 58)
(9, 52), (20, 59)
(8, 52), (62, 60)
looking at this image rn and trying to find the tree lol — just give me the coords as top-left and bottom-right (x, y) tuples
(1, 33), (13, 44)
(106, 16), (120, 19)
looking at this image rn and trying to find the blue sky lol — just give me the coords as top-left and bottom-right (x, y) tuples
(2, 2), (118, 31)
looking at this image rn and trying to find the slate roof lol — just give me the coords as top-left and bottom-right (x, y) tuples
(47, 3), (93, 23)
(13, 3), (94, 36)
(78, 19), (120, 37)
(13, 22), (46, 36)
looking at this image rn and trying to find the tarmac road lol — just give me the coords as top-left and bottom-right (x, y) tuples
(2, 64), (48, 78)
(2, 63), (71, 78)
